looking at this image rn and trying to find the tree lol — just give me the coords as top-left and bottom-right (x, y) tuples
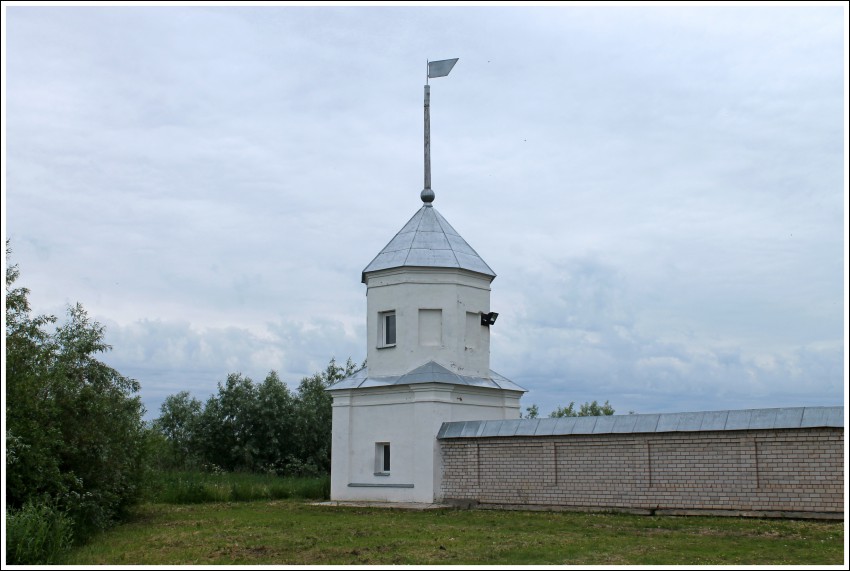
(549, 400), (615, 418)
(253, 370), (298, 473)
(291, 357), (358, 475)
(154, 356), (361, 476)
(5, 246), (147, 546)
(196, 373), (260, 472)
(154, 391), (203, 468)
(523, 404), (540, 419)
(5, 248), (60, 506)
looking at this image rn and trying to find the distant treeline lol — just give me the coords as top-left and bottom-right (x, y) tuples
(151, 358), (360, 477)
(523, 400), (616, 419)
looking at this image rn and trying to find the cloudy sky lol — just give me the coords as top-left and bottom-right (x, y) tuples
(3, 4), (847, 420)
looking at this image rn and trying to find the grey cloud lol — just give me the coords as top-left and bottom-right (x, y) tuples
(101, 315), (363, 419)
(5, 6), (844, 422)
(492, 256), (843, 415)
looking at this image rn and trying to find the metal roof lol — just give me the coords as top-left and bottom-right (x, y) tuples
(436, 406), (844, 439)
(326, 360), (526, 393)
(361, 205), (496, 283)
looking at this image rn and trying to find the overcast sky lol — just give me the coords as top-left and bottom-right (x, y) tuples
(3, 4), (847, 421)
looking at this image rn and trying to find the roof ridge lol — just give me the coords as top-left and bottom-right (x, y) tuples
(401, 206), (428, 267)
(433, 208), (496, 276)
(360, 208), (422, 282)
(434, 207), (462, 268)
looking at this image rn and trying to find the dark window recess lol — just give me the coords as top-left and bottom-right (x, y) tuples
(383, 443), (391, 472)
(385, 314), (396, 345)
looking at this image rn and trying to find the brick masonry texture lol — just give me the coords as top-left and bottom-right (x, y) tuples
(439, 428), (844, 515)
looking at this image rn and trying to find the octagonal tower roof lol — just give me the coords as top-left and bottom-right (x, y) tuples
(362, 204), (496, 283)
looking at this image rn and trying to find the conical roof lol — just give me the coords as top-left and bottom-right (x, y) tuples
(362, 205), (496, 283)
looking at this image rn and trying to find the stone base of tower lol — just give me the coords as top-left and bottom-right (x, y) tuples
(329, 381), (522, 503)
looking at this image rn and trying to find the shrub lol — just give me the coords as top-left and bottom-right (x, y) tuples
(6, 250), (148, 544)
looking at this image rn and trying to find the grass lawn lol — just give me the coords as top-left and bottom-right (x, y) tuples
(65, 501), (844, 565)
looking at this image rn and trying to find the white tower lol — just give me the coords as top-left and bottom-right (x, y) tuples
(327, 59), (525, 503)
(327, 193), (525, 503)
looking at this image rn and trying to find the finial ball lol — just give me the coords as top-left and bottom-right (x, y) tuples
(421, 188), (435, 203)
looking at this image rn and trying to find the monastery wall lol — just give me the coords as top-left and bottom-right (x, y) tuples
(439, 425), (844, 518)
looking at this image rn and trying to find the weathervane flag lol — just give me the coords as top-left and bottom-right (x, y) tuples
(427, 58), (459, 79)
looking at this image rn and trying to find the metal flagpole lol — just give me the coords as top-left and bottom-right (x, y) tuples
(421, 58), (458, 205)
(424, 75), (431, 200)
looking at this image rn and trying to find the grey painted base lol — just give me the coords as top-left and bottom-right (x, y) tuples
(348, 482), (414, 488)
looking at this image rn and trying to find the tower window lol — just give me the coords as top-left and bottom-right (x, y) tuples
(375, 442), (391, 474)
(378, 311), (396, 348)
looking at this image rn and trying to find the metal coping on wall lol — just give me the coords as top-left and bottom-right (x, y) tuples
(436, 406), (844, 439)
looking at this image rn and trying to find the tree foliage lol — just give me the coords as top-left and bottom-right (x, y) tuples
(291, 358), (356, 473)
(523, 404), (540, 419)
(5, 247), (148, 548)
(154, 357), (359, 476)
(153, 391), (203, 468)
(549, 400), (615, 418)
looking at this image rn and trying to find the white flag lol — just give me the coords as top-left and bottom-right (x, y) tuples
(428, 58), (459, 78)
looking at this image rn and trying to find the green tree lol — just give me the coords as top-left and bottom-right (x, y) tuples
(154, 391), (203, 469)
(155, 356), (361, 476)
(5, 248), (61, 509)
(549, 400), (615, 418)
(523, 404), (540, 419)
(291, 357), (358, 475)
(5, 247), (147, 547)
(254, 370), (298, 473)
(196, 373), (259, 472)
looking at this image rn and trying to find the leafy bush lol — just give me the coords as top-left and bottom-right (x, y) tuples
(5, 247), (148, 547)
(5, 500), (74, 565)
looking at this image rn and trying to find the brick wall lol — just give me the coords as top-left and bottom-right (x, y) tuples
(439, 428), (844, 517)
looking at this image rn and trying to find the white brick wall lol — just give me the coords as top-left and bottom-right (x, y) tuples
(439, 428), (844, 516)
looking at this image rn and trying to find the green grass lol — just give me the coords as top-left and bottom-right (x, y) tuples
(5, 500), (74, 565)
(144, 471), (330, 504)
(65, 501), (844, 565)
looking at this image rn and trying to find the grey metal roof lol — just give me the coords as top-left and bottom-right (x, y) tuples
(326, 360), (526, 393)
(361, 205), (496, 283)
(436, 406), (844, 439)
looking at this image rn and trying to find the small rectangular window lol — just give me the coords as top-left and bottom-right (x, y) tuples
(378, 311), (396, 348)
(375, 442), (390, 474)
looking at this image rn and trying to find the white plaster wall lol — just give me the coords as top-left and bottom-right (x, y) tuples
(364, 268), (493, 378)
(330, 384), (522, 503)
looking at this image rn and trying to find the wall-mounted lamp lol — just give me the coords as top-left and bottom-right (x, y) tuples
(480, 311), (499, 326)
